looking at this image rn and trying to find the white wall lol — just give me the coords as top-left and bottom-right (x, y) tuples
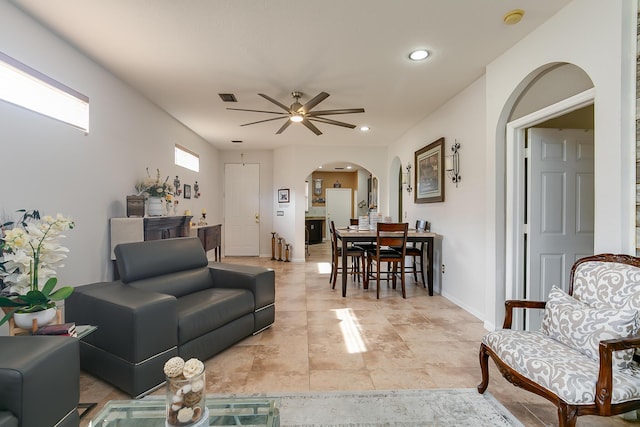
(483, 0), (636, 329)
(273, 145), (388, 262)
(0, 1), (221, 326)
(388, 77), (487, 318)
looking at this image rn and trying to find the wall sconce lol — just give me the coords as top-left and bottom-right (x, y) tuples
(402, 163), (413, 193)
(445, 141), (461, 187)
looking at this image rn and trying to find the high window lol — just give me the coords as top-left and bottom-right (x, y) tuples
(175, 144), (199, 172)
(0, 51), (89, 132)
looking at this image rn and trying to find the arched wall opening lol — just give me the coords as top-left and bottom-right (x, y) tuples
(489, 62), (595, 328)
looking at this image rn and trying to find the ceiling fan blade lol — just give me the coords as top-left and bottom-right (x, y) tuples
(306, 108), (365, 116)
(308, 117), (357, 129)
(240, 116), (288, 126)
(275, 119), (292, 134)
(227, 107), (287, 115)
(301, 92), (329, 113)
(258, 93), (291, 112)
(302, 119), (323, 135)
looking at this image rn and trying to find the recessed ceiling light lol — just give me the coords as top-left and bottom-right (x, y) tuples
(409, 49), (429, 61)
(360, 126), (370, 131)
(346, 166), (352, 170)
(318, 165), (323, 169)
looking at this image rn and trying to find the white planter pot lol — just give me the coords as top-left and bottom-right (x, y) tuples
(13, 307), (57, 329)
(148, 197), (163, 216)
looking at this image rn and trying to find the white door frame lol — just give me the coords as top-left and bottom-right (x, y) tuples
(505, 89), (594, 304)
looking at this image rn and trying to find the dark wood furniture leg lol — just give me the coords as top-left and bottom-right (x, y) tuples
(426, 237), (434, 296)
(341, 236), (348, 297)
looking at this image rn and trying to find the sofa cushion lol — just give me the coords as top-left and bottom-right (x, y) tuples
(176, 288), (255, 344)
(483, 330), (640, 405)
(542, 286), (637, 369)
(130, 268), (212, 298)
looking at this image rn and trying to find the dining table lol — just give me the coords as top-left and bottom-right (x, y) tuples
(334, 227), (443, 298)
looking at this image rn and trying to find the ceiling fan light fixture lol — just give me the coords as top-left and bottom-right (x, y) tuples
(290, 114), (304, 123)
(409, 49), (429, 61)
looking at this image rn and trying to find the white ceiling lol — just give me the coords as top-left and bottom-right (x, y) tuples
(11, 0), (571, 151)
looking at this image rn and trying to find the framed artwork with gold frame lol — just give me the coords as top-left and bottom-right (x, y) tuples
(415, 137), (445, 203)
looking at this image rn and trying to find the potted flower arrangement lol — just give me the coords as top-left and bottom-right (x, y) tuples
(135, 168), (175, 216)
(0, 209), (75, 328)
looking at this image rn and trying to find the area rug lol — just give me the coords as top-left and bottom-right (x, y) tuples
(220, 388), (523, 427)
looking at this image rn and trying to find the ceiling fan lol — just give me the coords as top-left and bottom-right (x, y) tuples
(227, 91), (365, 135)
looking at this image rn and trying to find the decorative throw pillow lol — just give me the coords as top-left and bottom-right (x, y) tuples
(541, 286), (638, 369)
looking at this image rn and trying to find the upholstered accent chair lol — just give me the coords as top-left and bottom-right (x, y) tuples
(478, 254), (640, 427)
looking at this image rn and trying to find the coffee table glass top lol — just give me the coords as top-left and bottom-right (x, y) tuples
(88, 397), (279, 426)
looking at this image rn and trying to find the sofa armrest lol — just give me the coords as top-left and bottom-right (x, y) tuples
(595, 335), (640, 412)
(503, 300), (546, 329)
(0, 336), (79, 427)
(208, 262), (275, 310)
(65, 282), (177, 362)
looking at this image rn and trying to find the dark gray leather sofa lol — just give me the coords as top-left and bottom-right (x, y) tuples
(0, 336), (80, 427)
(66, 237), (275, 397)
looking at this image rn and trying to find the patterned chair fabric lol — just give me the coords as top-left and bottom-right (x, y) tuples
(478, 254), (640, 427)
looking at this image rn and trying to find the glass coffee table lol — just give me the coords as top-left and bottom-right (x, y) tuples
(88, 397), (279, 426)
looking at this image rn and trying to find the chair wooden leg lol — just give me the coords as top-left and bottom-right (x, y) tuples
(331, 259), (338, 289)
(558, 405), (578, 427)
(376, 261), (381, 299)
(477, 344), (490, 394)
(400, 263), (406, 298)
(412, 256), (418, 281)
(391, 263), (397, 289)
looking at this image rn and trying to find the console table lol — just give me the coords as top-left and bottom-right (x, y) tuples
(191, 224), (222, 261)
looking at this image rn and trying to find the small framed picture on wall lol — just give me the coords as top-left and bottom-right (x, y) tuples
(278, 188), (290, 203)
(184, 184), (192, 199)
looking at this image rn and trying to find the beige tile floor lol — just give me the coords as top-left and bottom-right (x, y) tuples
(79, 242), (637, 426)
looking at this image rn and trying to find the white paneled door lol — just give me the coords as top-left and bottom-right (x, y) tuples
(224, 163), (260, 256)
(526, 128), (594, 330)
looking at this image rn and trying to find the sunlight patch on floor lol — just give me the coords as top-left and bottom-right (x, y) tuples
(333, 308), (367, 354)
(316, 262), (332, 274)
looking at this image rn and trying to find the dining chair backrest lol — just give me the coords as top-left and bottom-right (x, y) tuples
(376, 222), (408, 256)
(329, 220), (337, 248)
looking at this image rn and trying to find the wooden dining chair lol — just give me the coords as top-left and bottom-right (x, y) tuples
(366, 222), (409, 298)
(329, 220), (365, 289)
(403, 219), (429, 287)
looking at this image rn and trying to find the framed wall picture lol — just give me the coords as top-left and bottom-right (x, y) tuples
(415, 137), (445, 203)
(184, 184), (192, 199)
(278, 188), (290, 203)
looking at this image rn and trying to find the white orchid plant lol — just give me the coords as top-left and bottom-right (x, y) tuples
(0, 209), (75, 326)
(135, 168), (174, 199)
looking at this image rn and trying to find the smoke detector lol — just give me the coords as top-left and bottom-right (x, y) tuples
(503, 9), (524, 25)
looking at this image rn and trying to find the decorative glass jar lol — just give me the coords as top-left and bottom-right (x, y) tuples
(166, 370), (206, 426)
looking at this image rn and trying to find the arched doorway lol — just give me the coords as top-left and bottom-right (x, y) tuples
(501, 64), (594, 330)
(303, 161), (377, 257)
